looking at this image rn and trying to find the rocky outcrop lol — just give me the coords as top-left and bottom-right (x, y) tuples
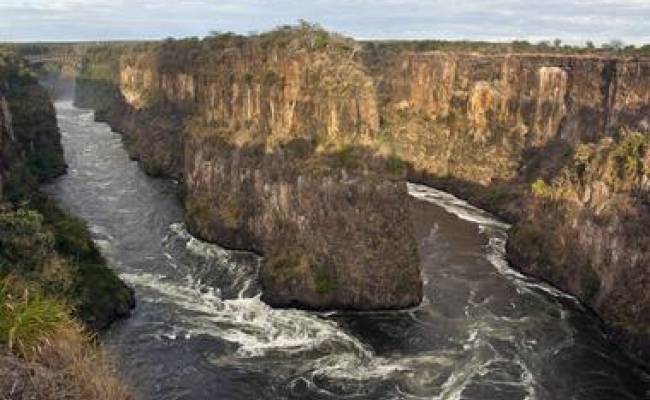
(75, 29), (423, 310)
(75, 29), (650, 360)
(0, 62), (66, 192)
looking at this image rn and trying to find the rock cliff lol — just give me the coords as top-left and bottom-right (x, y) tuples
(75, 28), (649, 360)
(75, 28), (423, 310)
(368, 50), (650, 361)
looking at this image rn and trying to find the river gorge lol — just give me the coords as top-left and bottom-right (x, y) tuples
(1, 23), (649, 399)
(45, 100), (648, 399)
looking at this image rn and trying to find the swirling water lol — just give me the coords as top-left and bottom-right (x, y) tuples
(46, 101), (649, 400)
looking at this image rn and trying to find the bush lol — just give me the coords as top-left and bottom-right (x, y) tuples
(0, 208), (54, 276)
(612, 132), (647, 179)
(385, 155), (406, 175)
(330, 145), (361, 170)
(314, 267), (337, 294)
(531, 179), (552, 198)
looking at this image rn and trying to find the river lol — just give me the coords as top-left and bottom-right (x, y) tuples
(45, 101), (649, 400)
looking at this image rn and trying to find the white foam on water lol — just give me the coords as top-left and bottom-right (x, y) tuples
(119, 269), (422, 386)
(119, 191), (546, 397)
(163, 222), (260, 297)
(408, 183), (511, 230)
(408, 182), (580, 307)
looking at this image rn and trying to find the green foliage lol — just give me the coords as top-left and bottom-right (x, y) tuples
(314, 267), (337, 294)
(385, 155), (406, 175)
(580, 265), (601, 302)
(363, 37), (650, 57)
(185, 195), (213, 225)
(0, 279), (70, 357)
(0, 208), (54, 276)
(0, 197), (131, 329)
(264, 249), (304, 286)
(531, 179), (552, 198)
(33, 197), (102, 264)
(612, 132), (648, 180)
(313, 32), (330, 50)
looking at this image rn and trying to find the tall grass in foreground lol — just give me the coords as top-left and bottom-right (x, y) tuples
(0, 277), (131, 400)
(0, 278), (69, 357)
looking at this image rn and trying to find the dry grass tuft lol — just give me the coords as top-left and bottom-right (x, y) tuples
(0, 277), (132, 400)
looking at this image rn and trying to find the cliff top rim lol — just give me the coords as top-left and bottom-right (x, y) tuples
(401, 50), (650, 62)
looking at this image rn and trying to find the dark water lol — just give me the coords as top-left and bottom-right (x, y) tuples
(46, 101), (649, 400)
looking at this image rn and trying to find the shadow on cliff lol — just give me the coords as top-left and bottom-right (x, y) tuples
(403, 150), (650, 368)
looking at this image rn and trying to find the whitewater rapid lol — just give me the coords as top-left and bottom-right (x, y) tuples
(45, 101), (649, 400)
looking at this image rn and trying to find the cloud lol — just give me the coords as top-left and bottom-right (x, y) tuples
(0, 0), (648, 44)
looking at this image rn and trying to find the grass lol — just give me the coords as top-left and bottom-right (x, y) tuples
(0, 278), (131, 400)
(0, 278), (70, 358)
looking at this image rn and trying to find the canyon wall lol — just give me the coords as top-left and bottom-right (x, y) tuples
(75, 29), (649, 360)
(0, 54), (134, 329)
(369, 50), (650, 361)
(75, 31), (422, 310)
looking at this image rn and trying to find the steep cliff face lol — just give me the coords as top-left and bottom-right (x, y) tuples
(75, 30), (423, 310)
(76, 31), (650, 360)
(374, 52), (649, 184)
(0, 60), (67, 191)
(371, 51), (650, 360)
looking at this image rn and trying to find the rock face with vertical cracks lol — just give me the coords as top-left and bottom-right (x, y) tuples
(75, 29), (423, 311)
(368, 50), (650, 361)
(75, 30), (650, 359)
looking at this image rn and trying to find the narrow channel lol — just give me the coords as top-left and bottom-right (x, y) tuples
(46, 101), (649, 400)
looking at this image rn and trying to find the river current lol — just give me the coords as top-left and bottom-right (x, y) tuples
(46, 101), (649, 400)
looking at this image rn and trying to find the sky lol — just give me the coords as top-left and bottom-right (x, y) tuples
(0, 0), (649, 44)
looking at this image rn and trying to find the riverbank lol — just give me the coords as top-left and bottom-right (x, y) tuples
(0, 52), (133, 399)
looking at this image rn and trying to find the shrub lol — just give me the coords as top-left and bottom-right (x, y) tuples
(313, 32), (330, 50)
(263, 70), (279, 86)
(218, 195), (241, 229)
(0, 278), (131, 399)
(385, 155), (406, 175)
(612, 132), (647, 180)
(531, 179), (552, 198)
(0, 208), (54, 275)
(330, 145), (361, 170)
(314, 268), (337, 294)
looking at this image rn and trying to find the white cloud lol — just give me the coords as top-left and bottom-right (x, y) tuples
(0, 0), (648, 43)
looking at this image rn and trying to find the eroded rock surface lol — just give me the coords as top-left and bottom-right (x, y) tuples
(75, 29), (649, 359)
